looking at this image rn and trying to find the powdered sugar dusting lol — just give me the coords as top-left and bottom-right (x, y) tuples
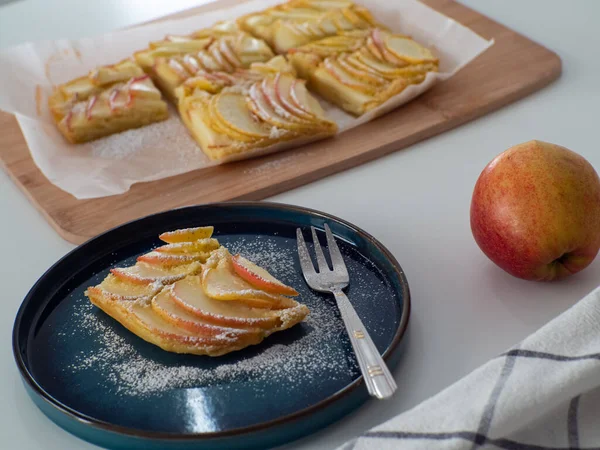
(90, 109), (199, 162)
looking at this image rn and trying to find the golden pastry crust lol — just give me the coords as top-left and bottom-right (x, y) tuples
(84, 227), (310, 356)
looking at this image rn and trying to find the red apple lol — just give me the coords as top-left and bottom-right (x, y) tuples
(470, 140), (600, 281)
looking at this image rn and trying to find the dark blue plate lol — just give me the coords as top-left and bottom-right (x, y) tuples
(13, 202), (410, 450)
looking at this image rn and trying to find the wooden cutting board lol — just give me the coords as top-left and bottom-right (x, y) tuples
(0, 0), (561, 244)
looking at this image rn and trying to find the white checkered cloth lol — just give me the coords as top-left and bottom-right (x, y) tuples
(338, 286), (600, 450)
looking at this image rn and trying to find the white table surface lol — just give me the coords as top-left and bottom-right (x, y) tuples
(1, 1), (599, 449)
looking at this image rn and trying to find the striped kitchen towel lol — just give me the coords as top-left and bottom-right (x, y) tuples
(339, 286), (600, 450)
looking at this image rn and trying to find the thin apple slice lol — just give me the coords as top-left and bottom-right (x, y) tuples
(274, 73), (317, 121)
(86, 273), (162, 302)
(196, 50), (222, 72)
(345, 52), (390, 78)
(159, 226), (214, 243)
(89, 60), (144, 86)
(213, 92), (272, 139)
(262, 76), (312, 124)
(337, 54), (386, 86)
(152, 288), (261, 337)
(128, 75), (163, 100)
(181, 54), (202, 74)
(231, 254), (298, 296)
(290, 79), (328, 120)
(155, 238), (220, 254)
(323, 58), (378, 95)
(148, 38), (212, 53)
(202, 264), (294, 306)
(370, 30), (404, 65)
(127, 302), (250, 354)
(341, 7), (368, 28)
(304, 0), (354, 9)
(355, 49), (408, 77)
(171, 276), (281, 329)
(110, 261), (202, 285)
(138, 251), (211, 267)
(204, 96), (259, 143)
(318, 16), (338, 34)
(247, 83), (291, 130)
(384, 34), (437, 64)
(332, 11), (355, 31)
(209, 43), (234, 72)
(219, 38), (242, 68)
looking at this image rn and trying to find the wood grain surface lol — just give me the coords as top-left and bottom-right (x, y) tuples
(0, 0), (562, 244)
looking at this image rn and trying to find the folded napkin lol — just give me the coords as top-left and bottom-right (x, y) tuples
(339, 286), (600, 450)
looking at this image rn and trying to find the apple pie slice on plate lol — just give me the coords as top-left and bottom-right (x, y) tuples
(289, 28), (439, 115)
(84, 226), (309, 356)
(48, 59), (169, 143)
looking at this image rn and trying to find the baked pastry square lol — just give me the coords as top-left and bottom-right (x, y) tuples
(176, 57), (337, 162)
(288, 29), (439, 115)
(85, 227), (309, 356)
(48, 59), (169, 144)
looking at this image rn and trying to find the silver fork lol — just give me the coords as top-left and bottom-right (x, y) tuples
(296, 224), (397, 399)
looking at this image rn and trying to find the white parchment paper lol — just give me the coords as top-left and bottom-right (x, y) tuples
(0, 0), (493, 199)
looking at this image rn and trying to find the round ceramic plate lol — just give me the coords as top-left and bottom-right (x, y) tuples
(13, 202), (410, 450)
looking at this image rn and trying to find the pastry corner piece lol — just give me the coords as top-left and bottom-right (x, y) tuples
(288, 29), (439, 116)
(84, 226), (309, 357)
(176, 56), (337, 162)
(48, 58), (169, 144)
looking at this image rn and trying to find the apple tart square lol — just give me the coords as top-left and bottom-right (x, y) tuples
(175, 56), (337, 162)
(48, 59), (169, 144)
(288, 28), (439, 116)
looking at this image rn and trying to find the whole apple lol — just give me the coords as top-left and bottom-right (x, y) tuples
(470, 140), (600, 281)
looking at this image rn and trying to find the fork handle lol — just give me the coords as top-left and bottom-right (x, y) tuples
(333, 290), (397, 399)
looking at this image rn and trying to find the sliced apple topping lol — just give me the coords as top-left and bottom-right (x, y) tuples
(90, 60), (145, 86)
(138, 251), (211, 267)
(202, 263), (293, 306)
(203, 96), (259, 143)
(171, 276), (282, 329)
(323, 57), (377, 95)
(231, 254), (299, 296)
(111, 261), (202, 285)
(337, 54), (386, 85)
(274, 73), (317, 121)
(384, 33), (438, 64)
(152, 288), (257, 337)
(213, 91), (273, 139)
(155, 238), (220, 254)
(87, 273), (162, 302)
(128, 301), (241, 346)
(196, 51), (222, 71)
(159, 226), (214, 243)
(261, 77), (311, 124)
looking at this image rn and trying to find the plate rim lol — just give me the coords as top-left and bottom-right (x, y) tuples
(12, 200), (411, 441)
